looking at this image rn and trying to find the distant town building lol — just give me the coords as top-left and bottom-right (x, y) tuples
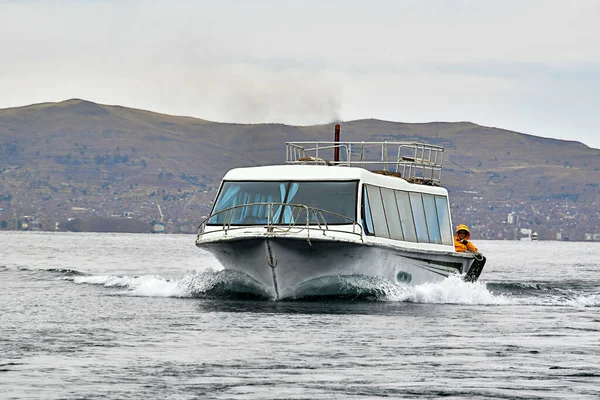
(19, 215), (42, 230)
(519, 228), (532, 241)
(507, 212), (516, 224)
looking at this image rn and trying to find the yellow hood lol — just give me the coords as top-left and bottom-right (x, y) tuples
(455, 224), (471, 240)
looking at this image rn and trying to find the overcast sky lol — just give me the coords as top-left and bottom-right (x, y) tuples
(1, 0), (599, 149)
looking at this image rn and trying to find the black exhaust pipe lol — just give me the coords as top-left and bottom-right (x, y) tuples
(334, 124), (340, 163)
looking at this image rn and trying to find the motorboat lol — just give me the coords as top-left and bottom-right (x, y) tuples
(195, 125), (486, 299)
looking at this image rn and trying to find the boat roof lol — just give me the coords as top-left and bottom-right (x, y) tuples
(223, 165), (449, 195)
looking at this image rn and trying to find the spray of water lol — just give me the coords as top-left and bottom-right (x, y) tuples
(58, 269), (600, 307)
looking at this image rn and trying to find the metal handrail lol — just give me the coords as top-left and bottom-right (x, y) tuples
(196, 202), (363, 241)
(286, 141), (444, 185)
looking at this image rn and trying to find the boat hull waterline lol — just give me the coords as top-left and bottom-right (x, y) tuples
(198, 236), (477, 300)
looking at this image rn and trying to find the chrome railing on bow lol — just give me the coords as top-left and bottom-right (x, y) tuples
(196, 202), (363, 241)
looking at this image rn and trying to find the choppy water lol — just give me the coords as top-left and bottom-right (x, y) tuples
(1, 231), (599, 399)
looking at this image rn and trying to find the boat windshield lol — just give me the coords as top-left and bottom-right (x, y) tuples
(207, 180), (358, 225)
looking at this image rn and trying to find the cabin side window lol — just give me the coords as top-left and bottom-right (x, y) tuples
(409, 192), (430, 243)
(422, 194), (442, 244)
(364, 184), (411, 241)
(365, 185), (390, 237)
(362, 186), (375, 235)
(395, 190), (417, 242)
(435, 195), (453, 245)
(380, 188), (404, 240)
(362, 184), (452, 245)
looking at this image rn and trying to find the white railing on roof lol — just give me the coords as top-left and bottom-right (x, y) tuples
(286, 141), (444, 185)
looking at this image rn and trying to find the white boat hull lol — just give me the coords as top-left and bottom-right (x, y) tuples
(198, 236), (475, 300)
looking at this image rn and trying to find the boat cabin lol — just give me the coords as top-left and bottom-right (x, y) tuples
(204, 140), (454, 247)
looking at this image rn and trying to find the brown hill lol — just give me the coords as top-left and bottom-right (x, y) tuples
(0, 99), (598, 239)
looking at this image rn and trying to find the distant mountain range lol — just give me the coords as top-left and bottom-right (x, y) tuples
(1, 99), (598, 239)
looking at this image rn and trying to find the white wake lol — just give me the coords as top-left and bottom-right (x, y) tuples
(60, 270), (600, 307)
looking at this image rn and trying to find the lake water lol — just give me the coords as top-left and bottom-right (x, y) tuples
(1, 231), (599, 399)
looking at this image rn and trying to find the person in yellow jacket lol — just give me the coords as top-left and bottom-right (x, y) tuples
(454, 224), (478, 252)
